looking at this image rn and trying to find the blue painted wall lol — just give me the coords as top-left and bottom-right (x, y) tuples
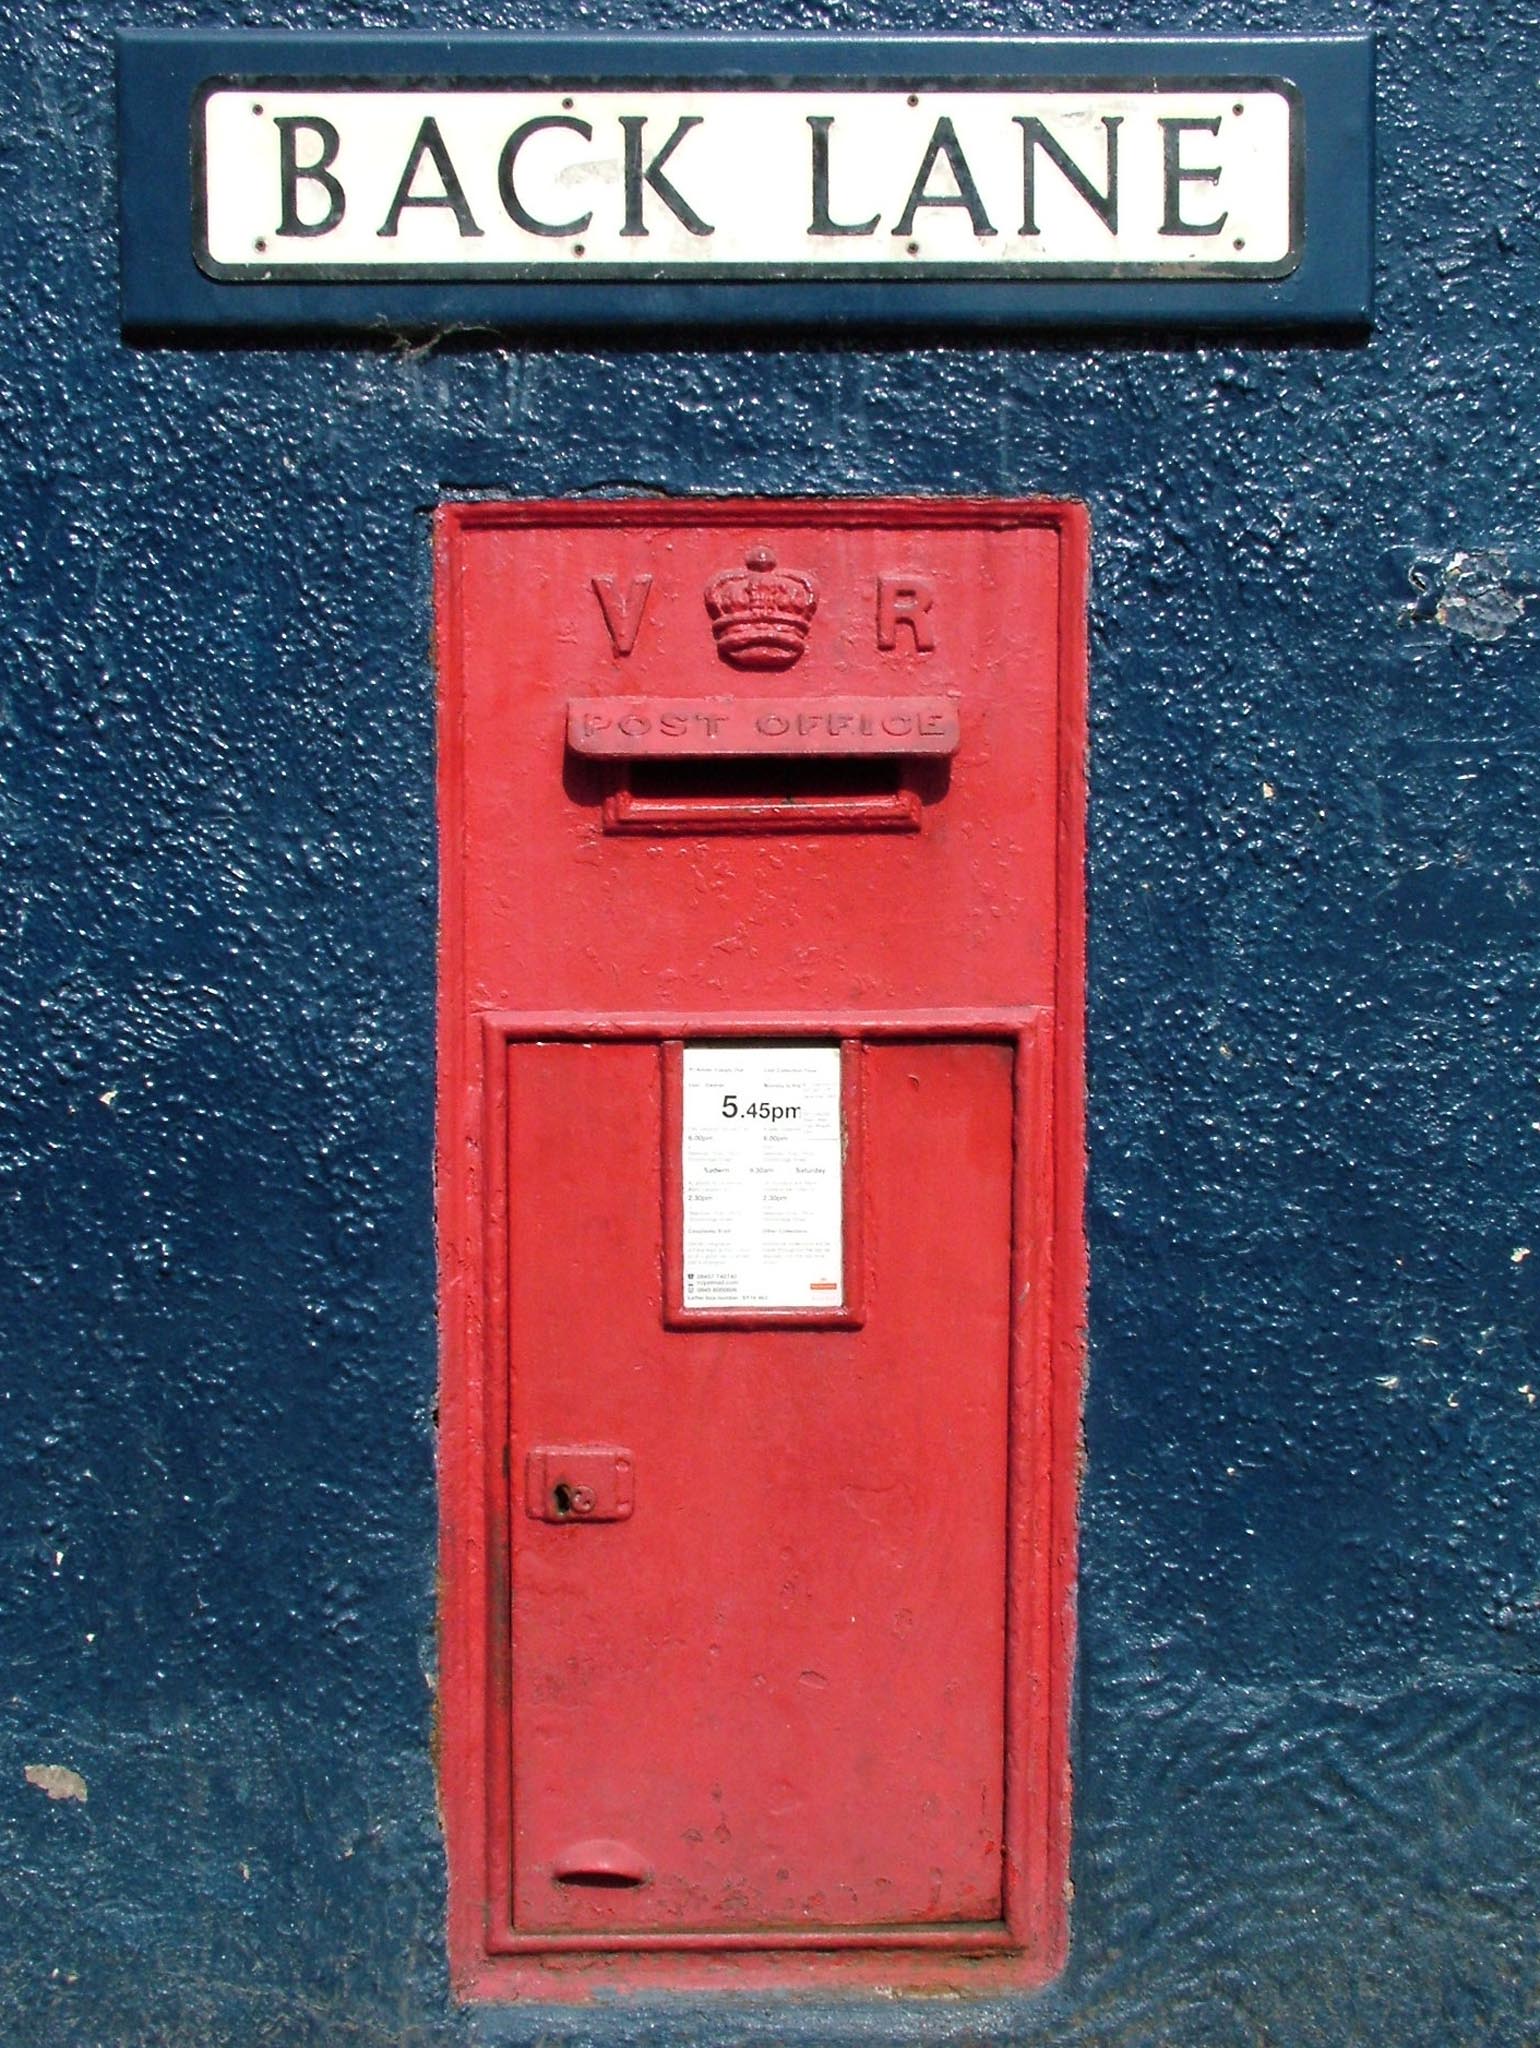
(3, 2), (1538, 2044)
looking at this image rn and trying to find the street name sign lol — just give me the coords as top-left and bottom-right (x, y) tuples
(118, 34), (1374, 334)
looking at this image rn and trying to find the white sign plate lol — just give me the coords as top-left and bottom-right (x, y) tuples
(197, 84), (1299, 279)
(681, 1045), (844, 1312)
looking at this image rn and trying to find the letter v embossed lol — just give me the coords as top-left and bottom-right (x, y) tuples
(591, 573), (654, 656)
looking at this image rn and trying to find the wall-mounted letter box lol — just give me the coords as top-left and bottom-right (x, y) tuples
(436, 498), (1087, 2001)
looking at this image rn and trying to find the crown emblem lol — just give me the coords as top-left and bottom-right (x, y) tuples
(703, 547), (818, 671)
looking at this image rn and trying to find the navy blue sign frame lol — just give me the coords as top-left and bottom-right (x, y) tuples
(117, 32), (1374, 337)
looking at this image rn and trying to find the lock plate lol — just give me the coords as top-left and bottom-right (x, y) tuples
(526, 1446), (635, 1524)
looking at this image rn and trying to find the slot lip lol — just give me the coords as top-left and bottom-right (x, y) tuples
(594, 751), (935, 836)
(602, 783), (923, 835)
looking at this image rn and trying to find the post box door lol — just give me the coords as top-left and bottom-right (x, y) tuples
(506, 1033), (1013, 1932)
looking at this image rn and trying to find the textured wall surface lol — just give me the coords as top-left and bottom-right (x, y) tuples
(3, 1), (1538, 2044)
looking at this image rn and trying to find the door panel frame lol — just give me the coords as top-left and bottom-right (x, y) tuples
(460, 1008), (1062, 1974)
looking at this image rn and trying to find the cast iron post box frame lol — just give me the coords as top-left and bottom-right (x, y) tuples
(434, 497), (1087, 2001)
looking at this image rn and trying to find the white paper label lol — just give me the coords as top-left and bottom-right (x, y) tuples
(198, 86), (1298, 278)
(681, 1045), (843, 1311)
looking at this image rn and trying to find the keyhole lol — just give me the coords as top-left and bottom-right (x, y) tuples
(551, 1481), (596, 1516)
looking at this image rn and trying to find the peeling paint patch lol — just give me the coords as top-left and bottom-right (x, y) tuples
(24, 1764), (87, 1803)
(1437, 553), (1525, 639)
(1403, 549), (1528, 640)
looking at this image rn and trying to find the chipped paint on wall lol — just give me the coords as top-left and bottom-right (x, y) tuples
(1402, 548), (1530, 641)
(23, 1766), (87, 1804)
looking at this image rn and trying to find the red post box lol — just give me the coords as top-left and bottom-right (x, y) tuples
(435, 498), (1087, 2001)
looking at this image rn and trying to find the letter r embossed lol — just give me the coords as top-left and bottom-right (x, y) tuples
(877, 576), (937, 653)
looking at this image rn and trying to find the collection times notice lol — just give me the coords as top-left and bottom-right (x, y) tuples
(681, 1045), (843, 1310)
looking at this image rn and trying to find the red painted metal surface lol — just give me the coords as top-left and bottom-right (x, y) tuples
(435, 499), (1088, 2001)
